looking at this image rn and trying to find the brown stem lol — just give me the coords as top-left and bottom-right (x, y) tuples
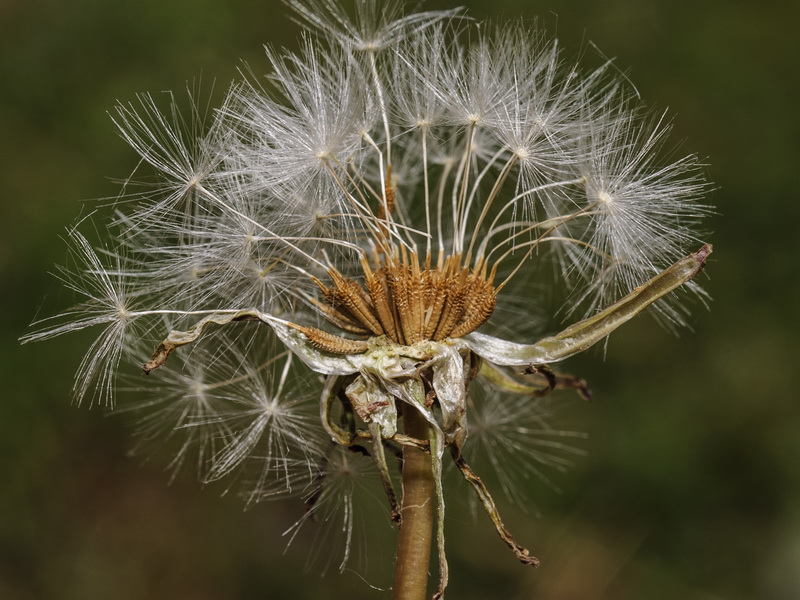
(392, 406), (434, 600)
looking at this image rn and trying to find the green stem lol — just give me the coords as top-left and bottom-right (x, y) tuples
(392, 406), (434, 600)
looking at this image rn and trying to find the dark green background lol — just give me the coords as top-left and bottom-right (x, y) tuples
(2, 0), (798, 598)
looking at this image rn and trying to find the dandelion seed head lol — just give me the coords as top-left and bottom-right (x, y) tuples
(25, 0), (713, 583)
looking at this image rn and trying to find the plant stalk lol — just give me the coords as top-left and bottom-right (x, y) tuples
(392, 406), (434, 600)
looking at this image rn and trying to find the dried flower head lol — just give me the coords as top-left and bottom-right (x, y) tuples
(23, 0), (712, 596)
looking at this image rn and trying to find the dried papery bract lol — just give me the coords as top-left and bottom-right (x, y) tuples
(23, 1), (713, 598)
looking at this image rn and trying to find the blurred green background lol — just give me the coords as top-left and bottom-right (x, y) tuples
(2, 0), (798, 598)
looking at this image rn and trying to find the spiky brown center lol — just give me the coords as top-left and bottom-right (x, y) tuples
(294, 251), (497, 355)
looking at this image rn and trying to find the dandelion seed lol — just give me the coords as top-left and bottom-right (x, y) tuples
(283, 442), (393, 575)
(465, 378), (588, 511)
(21, 230), (142, 406)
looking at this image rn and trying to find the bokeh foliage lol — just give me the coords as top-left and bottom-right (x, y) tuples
(2, 0), (799, 598)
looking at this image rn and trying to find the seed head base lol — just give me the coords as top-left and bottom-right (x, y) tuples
(299, 250), (497, 354)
